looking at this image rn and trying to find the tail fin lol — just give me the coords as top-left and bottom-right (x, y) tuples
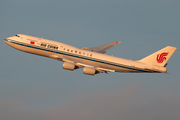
(139, 46), (177, 67)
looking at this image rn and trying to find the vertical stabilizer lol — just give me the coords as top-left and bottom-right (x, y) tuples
(139, 46), (177, 67)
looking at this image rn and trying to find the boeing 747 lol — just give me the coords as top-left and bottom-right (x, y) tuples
(4, 34), (177, 75)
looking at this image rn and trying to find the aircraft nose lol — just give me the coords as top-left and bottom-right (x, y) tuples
(4, 37), (10, 43)
(4, 37), (11, 42)
(4, 36), (14, 45)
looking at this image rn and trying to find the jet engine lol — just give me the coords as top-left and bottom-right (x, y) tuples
(63, 62), (77, 71)
(83, 67), (99, 75)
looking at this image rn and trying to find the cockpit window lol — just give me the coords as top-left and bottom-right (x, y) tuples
(15, 35), (20, 37)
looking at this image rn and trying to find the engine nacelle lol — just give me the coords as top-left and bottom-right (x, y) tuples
(63, 62), (76, 71)
(83, 67), (98, 75)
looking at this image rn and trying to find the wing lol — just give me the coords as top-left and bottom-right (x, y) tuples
(76, 62), (115, 73)
(80, 41), (122, 54)
(49, 55), (115, 73)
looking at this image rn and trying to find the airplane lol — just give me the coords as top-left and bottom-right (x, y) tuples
(4, 34), (177, 75)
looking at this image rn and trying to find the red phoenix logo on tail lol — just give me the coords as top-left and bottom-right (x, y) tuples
(156, 52), (169, 63)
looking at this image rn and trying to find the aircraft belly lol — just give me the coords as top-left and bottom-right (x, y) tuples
(78, 59), (146, 73)
(5, 40), (146, 73)
(9, 42), (49, 57)
(69, 57), (137, 72)
(9, 42), (155, 73)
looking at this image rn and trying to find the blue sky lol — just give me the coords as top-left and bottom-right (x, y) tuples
(1, 0), (180, 120)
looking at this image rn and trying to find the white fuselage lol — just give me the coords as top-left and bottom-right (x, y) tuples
(4, 34), (167, 73)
